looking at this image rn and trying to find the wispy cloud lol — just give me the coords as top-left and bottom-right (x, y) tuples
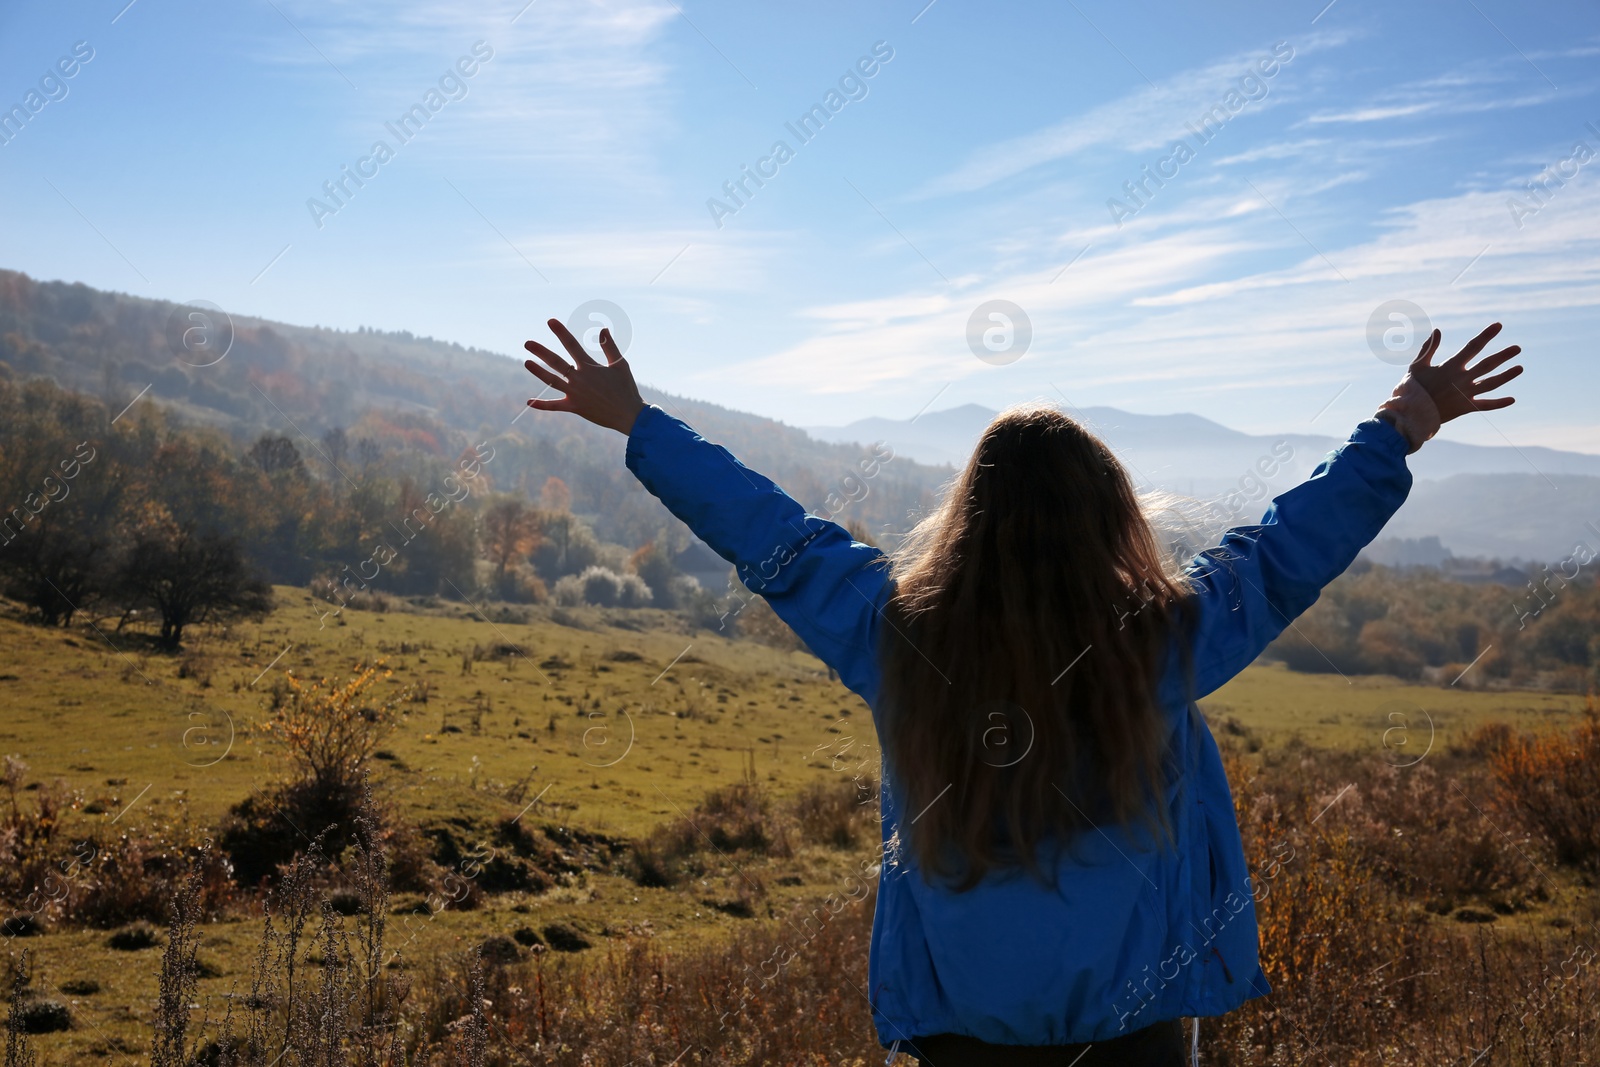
(716, 168), (1600, 431)
(1298, 59), (1575, 127)
(495, 228), (783, 291)
(259, 0), (679, 169)
(1306, 102), (1438, 124)
(912, 29), (1356, 198)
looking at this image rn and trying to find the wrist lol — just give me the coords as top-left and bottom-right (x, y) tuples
(618, 400), (648, 436)
(1375, 377), (1440, 454)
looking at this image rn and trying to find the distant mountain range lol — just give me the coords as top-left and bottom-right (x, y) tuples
(807, 404), (1600, 564)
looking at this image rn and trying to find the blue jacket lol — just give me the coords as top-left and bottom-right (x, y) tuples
(624, 403), (1413, 1048)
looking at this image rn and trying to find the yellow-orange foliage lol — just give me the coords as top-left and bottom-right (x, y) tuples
(258, 661), (401, 791)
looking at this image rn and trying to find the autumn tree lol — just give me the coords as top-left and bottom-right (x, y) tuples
(539, 475), (571, 513)
(0, 378), (124, 624)
(629, 540), (680, 608)
(530, 511), (601, 580)
(480, 494), (541, 595)
(115, 438), (272, 650)
(241, 433), (321, 583)
(380, 475), (478, 596)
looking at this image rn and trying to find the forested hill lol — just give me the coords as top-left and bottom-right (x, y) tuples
(0, 268), (949, 552)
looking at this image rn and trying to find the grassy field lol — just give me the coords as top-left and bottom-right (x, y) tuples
(0, 588), (889, 1061)
(0, 588), (1591, 1063)
(0, 586), (876, 836)
(1198, 658), (1585, 753)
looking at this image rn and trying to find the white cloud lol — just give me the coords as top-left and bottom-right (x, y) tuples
(1296, 61), (1573, 128)
(259, 0), (679, 170)
(911, 30), (1357, 198)
(712, 161), (1600, 445)
(500, 228), (785, 291)
(1305, 102), (1437, 124)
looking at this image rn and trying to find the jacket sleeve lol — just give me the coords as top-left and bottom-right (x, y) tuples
(623, 404), (893, 705)
(1178, 415), (1412, 700)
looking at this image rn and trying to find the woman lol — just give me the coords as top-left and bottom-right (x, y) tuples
(522, 320), (1521, 1065)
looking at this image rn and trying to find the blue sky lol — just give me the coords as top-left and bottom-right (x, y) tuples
(3, 0), (1598, 450)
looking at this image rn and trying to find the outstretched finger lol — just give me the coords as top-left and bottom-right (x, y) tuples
(1446, 322), (1503, 368)
(547, 317), (601, 367)
(1412, 329), (1442, 367)
(1471, 364), (1523, 396)
(1466, 344), (1520, 377)
(1472, 394), (1516, 412)
(525, 339), (577, 378)
(524, 358), (569, 390)
(527, 395), (573, 413)
(598, 327), (625, 366)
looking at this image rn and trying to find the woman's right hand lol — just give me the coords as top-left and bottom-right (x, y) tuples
(1376, 322), (1523, 453)
(523, 319), (646, 436)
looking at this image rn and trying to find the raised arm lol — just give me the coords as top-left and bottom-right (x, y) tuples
(522, 320), (892, 704)
(1176, 322), (1523, 701)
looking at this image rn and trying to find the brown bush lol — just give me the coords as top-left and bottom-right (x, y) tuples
(1490, 692), (1600, 872)
(627, 778), (792, 889)
(794, 778), (878, 850)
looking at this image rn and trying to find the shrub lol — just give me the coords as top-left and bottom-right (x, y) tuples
(107, 921), (163, 951)
(477, 935), (522, 966)
(78, 833), (235, 929)
(540, 922), (591, 953)
(729, 595), (804, 652)
(224, 663), (412, 886)
(255, 661), (401, 795)
(13, 998), (70, 1035)
(176, 789), (423, 1066)
(552, 566), (653, 608)
(626, 779), (801, 888)
(628, 542), (680, 608)
(551, 574), (582, 607)
(1490, 693), (1600, 871)
(0, 915), (41, 938)
(795, 778), (876, 850)
(501, 563), (548, 604)
(675, 575), (723, 631)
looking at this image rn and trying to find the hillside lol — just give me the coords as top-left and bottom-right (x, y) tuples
(0, 268), (950, 561)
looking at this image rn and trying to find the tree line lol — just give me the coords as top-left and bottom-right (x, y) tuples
(1263, 556), (1600, 691)
(6, 369), (1592, 687)
(0, 376), (711, 650)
